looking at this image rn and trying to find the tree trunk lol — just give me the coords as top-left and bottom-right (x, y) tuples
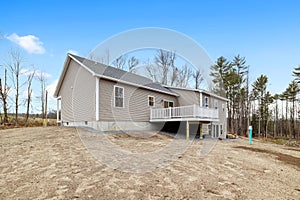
(258, 98), (261, 137)
(286, 99), (288, 138)
(25, 89), (32, 123)
(15, 73), (19, 125)
(0, 71), (9, 124)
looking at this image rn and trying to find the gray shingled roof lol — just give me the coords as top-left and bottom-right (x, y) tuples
(71, 54), (177, 95)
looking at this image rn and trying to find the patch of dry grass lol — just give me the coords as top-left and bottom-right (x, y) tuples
(0, 115), (57, 130)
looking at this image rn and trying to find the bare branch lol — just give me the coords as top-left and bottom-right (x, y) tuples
(193, 69), (204, 89)
(127, 56), (139, 73)
(36, 71), (47, 115)
(112, 55), (127, 70)
(25, 69), (35, 123)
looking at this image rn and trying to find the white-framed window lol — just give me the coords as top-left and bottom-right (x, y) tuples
(214, 99), (218, 109)
(204, 96), (209, 108)
(148, 96), (155, 107)
(163, 100), (174, 108)
(114, 86), (124, 108)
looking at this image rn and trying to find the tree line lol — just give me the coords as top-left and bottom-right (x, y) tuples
(0, 50), (49, 126)
(210, 55), (300, 140)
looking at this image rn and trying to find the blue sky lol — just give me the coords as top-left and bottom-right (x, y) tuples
(1, 0), (300, 111)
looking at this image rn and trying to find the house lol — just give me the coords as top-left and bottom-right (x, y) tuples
(54, 54), (228, 139)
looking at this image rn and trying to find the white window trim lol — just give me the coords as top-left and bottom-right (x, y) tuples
(148, 95), (155, 107)
(114, 85), (124, 108)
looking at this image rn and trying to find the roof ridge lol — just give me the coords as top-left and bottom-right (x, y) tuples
(69, 53), (154, 83)
(68, 54), (177, 96)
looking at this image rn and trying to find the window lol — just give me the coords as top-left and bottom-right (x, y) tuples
(114, 86), (124, 108)
(214, 99), (218, 109)
(164, 101), (168, 108)
(164, 100), (174, 108)
(204, 97), (209, 108)
(220, 125), (223, 135)
(148, 96), (155, 107)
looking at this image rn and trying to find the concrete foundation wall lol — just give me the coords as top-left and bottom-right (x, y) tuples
(62, 121), (165, 132)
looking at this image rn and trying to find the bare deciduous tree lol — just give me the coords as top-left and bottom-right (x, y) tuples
(145, 49), (176, 85)
(154, 49), (176, 85)
(145, 59), (158, 82)
(127, 56), (139, 73)
(36, 71), (47, 118)
(193, 69), (204, 89)
(170, 67), (179, 86)
(112, 55), (127, 70)
(0, 68), (9, 124)
(145, 50), (196, 88)
(25, 69), (35, 123)
(176, 64), (193, 88)
(6, 50), (24, 125)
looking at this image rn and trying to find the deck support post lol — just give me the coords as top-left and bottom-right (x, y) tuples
(186, 121), (190, 140)
(199, 122), (202, 139)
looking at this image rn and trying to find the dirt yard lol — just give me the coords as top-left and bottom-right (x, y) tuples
(0, 127), (299, 199)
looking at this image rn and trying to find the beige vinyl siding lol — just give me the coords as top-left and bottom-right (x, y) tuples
(214, 96), (227, 135)
(202, 94), (228, 134)
(201, 94), (226, 117)
(99, 79), (178, 122)
(169, 88), (199, 106)
(58, 60), (96, 122)
(216, 98), (227, 129)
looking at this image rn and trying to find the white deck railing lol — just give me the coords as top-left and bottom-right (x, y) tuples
(150, 104), (219, 121)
